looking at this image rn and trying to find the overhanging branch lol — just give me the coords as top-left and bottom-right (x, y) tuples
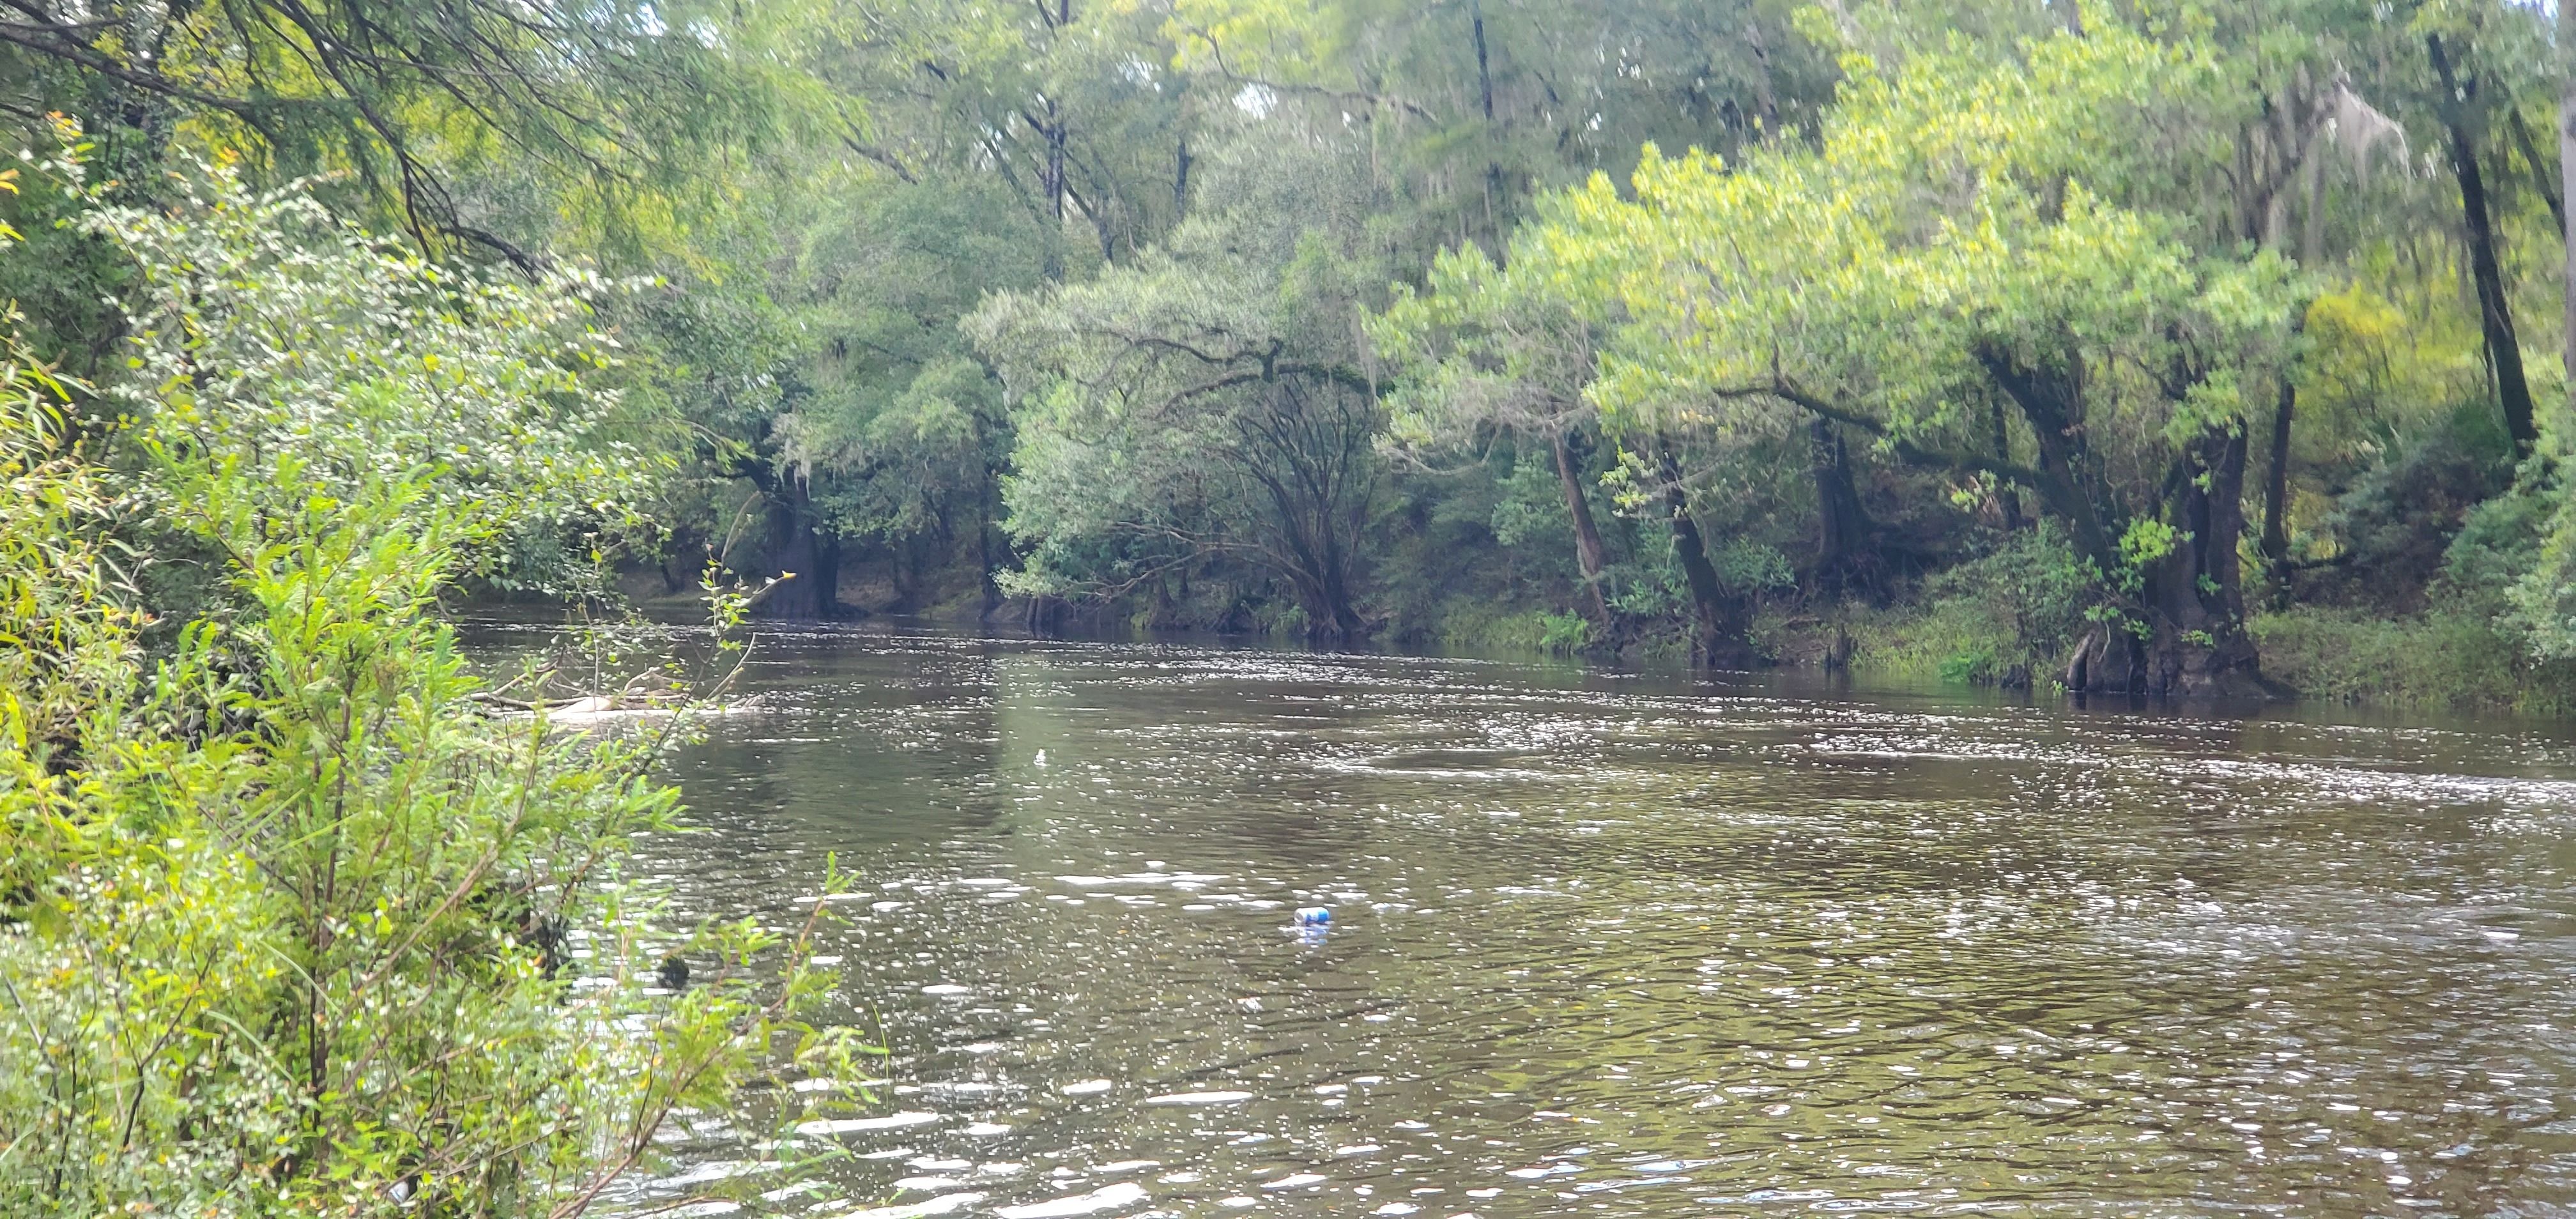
(1709, 378), (2049, 486)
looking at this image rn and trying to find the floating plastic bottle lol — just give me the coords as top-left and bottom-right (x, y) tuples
(1294, 907), (1331, 926)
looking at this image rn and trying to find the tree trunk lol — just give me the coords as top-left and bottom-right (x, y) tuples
(1025, 594), (1070, 635)
(2562, 0), (2576, 394)
(2508, 107), (2565, 233)
(1551, 429), (1613, 625)
(1315, 567), (1366, 645)
(1236, 379), (1376, 646)
(1659, 444), (1756, 668)
(1045, 1), (1071, 224)
(1289, 520), (1368, 645)
(755, 471), (836, 620)
(2301, 131), (2327, 269)
(1989, 397), (2023, 532)
(1259, 484), (1368, 646)
(2428, 33), (2539, 454)
(1976, 344), (2117, 571)
(1745, 20), (1781, 137)
(2258, 300), (2310, 610)
(2234, 124), (2265, 245)
(977, 514), (1004, 619)
(1978, 345), (2269, 696)
(815, 530), (843, 615)
(2065, 427), (2266, 698)
(1809, 417), (1875, 595)
(1469, 0), (1504, 246)
(2259, 367), (2297, 610)
(657, 527), (703, 595)
(1471, 0), (1496, 124)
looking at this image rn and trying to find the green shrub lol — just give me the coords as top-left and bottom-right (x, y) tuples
(1538, 610), (1594, 654)
(1937, 642), (1998, 684)
(1828, 522), (2093, 684)
(0, 151), (869, 1216)
(1434, 603), (1545, 652)
(2250, 469), (2576, 711)
(1426, 604), (1600, 656)
(2246, 605), (2571, 710)
(2301, 403), (2515, 611)
(2497, 464), (2576, 662)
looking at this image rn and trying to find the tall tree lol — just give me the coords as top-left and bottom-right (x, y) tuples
(646, 0), (1199, 619)
(1551, 19), (2303, 693)
(1162, 0), (1833, 257)
(2561, 0), (2576, 393)
(2424, 28), (2539, 453)
(972, 124), (1394, 641)
(813, 0), (1196, 270)
(2210, 14), (2407, 605)
(0, 0), (795, 267)
(1377, 233), (1625, 631)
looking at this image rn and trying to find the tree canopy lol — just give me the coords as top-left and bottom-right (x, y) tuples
(10, 0), (2576, 680)
(22, 0), (2576, 1205)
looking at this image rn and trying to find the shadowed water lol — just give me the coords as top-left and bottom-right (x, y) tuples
(618, 628), (2576, 1217)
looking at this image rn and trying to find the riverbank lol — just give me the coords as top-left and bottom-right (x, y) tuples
(1763, 606), (2576, 716)
(1432, 601), (2576, 716)
(595, 558), (2576, 716)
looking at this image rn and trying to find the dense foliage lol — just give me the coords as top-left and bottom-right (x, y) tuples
(0, 150), (866, 1213)
(10, 3), (2576, 661)
(17, 0), (2576, 1205)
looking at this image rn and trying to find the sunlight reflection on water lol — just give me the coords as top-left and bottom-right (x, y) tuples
(582, 627), (2576, 1216)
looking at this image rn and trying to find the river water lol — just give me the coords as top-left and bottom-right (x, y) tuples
(625, 627), (2576, 1217)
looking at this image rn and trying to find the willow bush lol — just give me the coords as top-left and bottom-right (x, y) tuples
(0, 145), (867, 1216)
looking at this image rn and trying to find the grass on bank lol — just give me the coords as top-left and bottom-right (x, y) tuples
(2247, 606), (2576, 715)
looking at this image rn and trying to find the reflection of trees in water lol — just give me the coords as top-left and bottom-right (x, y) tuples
(652, 636), (2576, 1211)
(668, 638), (1008, 859)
